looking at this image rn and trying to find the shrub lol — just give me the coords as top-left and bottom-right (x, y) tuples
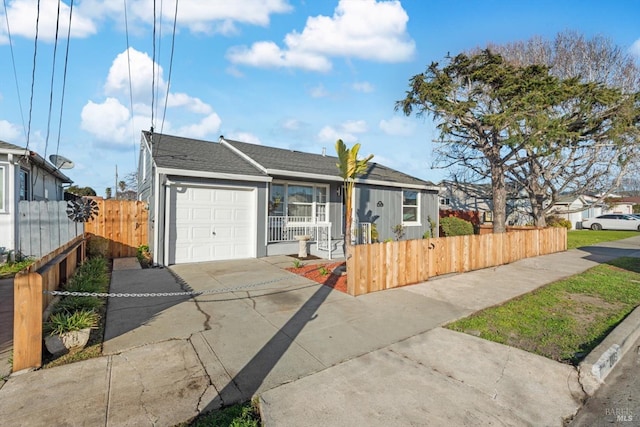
(54, 296), (104, 313)
(87, 236), (109, 258)
(546, 215), (572, 230)
(391, 224), (406, 241)
(64, 257), (109, 293)
(440, 216), (474, 237)
(44, 310), (98, 335)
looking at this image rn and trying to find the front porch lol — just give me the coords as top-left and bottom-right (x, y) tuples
(266, 216), (372, 260)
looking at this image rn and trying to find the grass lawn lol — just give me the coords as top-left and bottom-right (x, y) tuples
(182, 401), (260, 427)
(446, 257), (640, 365)
(567, 230), (639, 250)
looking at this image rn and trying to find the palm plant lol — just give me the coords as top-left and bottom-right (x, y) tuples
(335, 139), (374, 260)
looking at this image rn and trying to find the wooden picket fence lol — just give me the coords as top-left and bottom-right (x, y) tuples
(13, 235), (86, 372)
(84, 199), (148, 258)
(346, 227), (567, 296)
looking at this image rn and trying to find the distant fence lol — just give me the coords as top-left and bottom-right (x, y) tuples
(84, 199), (148, 258)
(18, 201), (84, 259)
(346, 227), (567, 296)
(13, 235), (86, 372)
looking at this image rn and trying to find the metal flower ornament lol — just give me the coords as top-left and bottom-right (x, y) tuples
(66, 197), (99, 222)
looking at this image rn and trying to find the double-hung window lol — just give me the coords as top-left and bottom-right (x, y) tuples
(402, 189), (420, 225)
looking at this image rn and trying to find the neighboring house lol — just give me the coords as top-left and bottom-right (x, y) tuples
(438, 180), (531, 225)
(0, 140), (73, 255)
(138, 132), (440, 265)
(603, 196), (640, 215)
(548, 194), (604, 230)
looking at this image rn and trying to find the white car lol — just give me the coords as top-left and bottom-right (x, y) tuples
(581, 214), (640, 231)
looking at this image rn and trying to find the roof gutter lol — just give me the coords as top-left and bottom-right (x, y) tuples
(28, 151), (73, 183)
(156, 167), (272, 183)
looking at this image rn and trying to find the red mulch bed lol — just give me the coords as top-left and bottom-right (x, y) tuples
(286, 262), (347, 293)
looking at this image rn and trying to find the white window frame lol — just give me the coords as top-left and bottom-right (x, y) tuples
(270, 180), (330, 221)
(402, 189), (421, 226)
(0, 165), (5, 212)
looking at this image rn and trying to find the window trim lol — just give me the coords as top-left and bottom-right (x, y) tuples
(0, 164), (5, 213)
(402, 189), (421, 226)
(269, 180), (330, 221)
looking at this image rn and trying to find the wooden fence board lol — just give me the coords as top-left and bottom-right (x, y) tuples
(84, 199), (148, 258)
(346, 227), (567, 296)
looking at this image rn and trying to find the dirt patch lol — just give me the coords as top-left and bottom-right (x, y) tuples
(286, 262), (347, 293)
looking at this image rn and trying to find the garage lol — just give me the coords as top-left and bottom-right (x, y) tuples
(168, 185), (256, 264)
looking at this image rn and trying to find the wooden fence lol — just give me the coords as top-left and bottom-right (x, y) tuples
(346, 227), (567, 296)
(18, 200), (84, 259)
(84, 199), (148, 258)
(13, 235), (86, 372)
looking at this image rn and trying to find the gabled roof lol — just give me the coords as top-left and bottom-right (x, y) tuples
(0, 139), (72, 183)
(222, 138), (433, 188)
(144, 132), (268, 179)
(145, 132), (436, 190)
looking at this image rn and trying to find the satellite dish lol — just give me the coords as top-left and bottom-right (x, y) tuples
(49, 154), (75, 170)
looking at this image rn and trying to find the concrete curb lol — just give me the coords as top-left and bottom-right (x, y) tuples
(578, 305), (640, 396)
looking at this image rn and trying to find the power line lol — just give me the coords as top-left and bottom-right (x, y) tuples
(154, 0), (164, 126)
(43, 0), (62, 159)
(123, 0), (138, 169)
(151, 0), (157, 130)
(159, 0), (179, 136)
(54, 0), (75, 159)
(25, 0), (42, 153)
(3, 0), (27, 142)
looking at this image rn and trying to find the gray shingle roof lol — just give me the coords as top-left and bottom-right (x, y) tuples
(223, 138), (434, 187)
(146, 132), (434, 187)
(0, 140), (26, 151)
(147, 132), (267, 177)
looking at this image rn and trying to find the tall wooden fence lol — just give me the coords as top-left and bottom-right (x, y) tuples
(347, 227), (567, 296)
(84, 199), (148, 258)
(13, 235), (86, 372)
(18, 201), (84, 259)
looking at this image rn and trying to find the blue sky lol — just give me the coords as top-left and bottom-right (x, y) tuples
(1, 0), (639, 196)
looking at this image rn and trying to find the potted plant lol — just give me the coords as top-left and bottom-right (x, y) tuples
(44, 309), (98, 356)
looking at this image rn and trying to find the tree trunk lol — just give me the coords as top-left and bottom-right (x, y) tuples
(531, 195), (547, 227)
(491, 163), (507, 233)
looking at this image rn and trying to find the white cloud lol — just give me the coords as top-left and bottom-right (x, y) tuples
(80, 97), (148, 146)
(227, 0), (415, 71)
(309, 84), (328, 98)
(175, 113), (222, 139)
(167, 93), (213, 114)
(76, 0), (292, 36)
(352, 81), (374, 93)
(0, 0), (96, 44)
(105, 48), (165, 103)
(630, 38), (640, 59)
(379, 116), (416, 137)
(0, 120), (22, 142)
(341, 119), (367, 134)
(282, 118), (301, 131)
(226, 131), (261, 145)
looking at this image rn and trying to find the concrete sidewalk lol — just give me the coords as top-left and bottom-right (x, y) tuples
(0, 236), (639, 426)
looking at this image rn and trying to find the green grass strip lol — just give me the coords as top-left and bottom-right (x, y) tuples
(567, 230), (639, 250)
(446, 257), (640, 365)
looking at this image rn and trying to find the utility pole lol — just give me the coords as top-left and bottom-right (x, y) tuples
(115, 165), (118, 200)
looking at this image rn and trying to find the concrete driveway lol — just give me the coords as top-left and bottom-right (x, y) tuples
(104, 255), (471, 407)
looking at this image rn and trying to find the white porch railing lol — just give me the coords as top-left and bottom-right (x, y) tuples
(268, 216), (333, 259)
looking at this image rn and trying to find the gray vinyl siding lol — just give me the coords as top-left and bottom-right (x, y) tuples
(355, 185), (439, 241)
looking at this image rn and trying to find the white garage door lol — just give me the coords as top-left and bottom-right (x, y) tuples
(169, 186), (255, 264)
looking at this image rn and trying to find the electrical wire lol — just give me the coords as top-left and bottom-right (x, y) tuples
(25, 0), (42, 153)
(151, 0), (157, 130)
(3, 0), (28, 142)
(154, 0), (164, 126)
(43, 0), (63, 159)
(54, 0), (75, 160)
(159, 0), (179, 137)
(123, 0), (138, 169)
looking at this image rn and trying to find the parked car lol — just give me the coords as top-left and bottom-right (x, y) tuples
(581, 214), (640, 231)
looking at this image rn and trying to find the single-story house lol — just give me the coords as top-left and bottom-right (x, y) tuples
(438, 180), (532, 225)
(137, 132), (440, 265)
(0, 140), (73, 256)
(549, 194), (604, 230)
(603, 196), (640, 216)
